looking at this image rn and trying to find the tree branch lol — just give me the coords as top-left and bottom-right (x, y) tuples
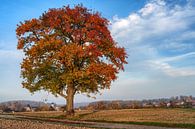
(32, 31), (40, 41)
(58, 92), (67, 99)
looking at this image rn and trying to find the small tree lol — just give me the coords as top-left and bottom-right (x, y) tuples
(16, 5), (127, 115)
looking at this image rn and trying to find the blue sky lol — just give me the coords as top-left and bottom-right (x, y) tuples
(0, 0), (195, 104)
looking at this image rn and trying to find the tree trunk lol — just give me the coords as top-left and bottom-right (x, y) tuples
(66, 85), (75, 116)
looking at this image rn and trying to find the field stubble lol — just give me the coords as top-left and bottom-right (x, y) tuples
(79, 108), (195, 124)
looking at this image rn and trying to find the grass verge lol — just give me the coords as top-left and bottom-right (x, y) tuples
(84, 120), (195, 129)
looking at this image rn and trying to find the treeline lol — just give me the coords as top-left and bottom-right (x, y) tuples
(1, 96), (194, 112)
(80, 96), (195, 110)
(0, 100), (61, 112)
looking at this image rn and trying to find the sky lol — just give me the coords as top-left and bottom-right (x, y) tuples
(0, 0), (195, 104)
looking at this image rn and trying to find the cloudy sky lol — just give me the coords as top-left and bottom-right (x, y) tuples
(0, 0), (195, 104)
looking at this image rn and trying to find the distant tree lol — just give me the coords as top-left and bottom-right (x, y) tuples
(3, 108), (12, 113)
(159, 101), (167, 108)
(15, 102), (23, 112)
(35, 104), (50, 111)
(0, 105), (6, 111)
(16, 5), (127, 115)
(184, 102), (192, 108)
(109, 101), (121, 109)
(132, 101), (141, 109)
(96, 101), (107, 110)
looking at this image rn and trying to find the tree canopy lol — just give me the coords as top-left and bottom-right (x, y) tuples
(16, 5), (127, 114)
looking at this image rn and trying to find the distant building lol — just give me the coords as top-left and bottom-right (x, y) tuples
(23, 107), (31, 112)
(153, 102), (160, 108)
(192, 100), (195, 108)
(142, 103), (153, 108)
(167, 102), (171, 107)
(23, 104), (32, 112)
(49, 103), (60, 111)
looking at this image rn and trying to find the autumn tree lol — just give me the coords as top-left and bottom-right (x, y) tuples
(16, 5), (127, 115)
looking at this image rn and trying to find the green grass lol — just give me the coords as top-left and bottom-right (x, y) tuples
(183, 108), (195, 112)
(85, 119), (195, 129)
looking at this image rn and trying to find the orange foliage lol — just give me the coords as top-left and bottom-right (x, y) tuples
(16, 5), (127, 108)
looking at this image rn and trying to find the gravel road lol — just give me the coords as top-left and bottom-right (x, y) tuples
(0, 118), (91, 129)
(0, 114), (185, 129)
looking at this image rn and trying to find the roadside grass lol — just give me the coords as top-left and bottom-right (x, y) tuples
(85, 120), (195, 129)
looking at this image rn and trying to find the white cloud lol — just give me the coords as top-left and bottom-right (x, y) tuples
(139, 0), (166, 17)
(159, 42), (193, 52)
(179, 31), (195, 40)
(139, 3), (156, 16)
(147, 52), (195, 77)
(149, 60), (195, 77)
(159, 52), (195, 62)
(111, 0), (195, 46)
(110, 0), (195, 78)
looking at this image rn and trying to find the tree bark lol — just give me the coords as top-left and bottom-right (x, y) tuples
(66, 85), (75, 115)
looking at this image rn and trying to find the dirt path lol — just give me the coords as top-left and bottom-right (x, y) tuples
(0, 114), (185, 129)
